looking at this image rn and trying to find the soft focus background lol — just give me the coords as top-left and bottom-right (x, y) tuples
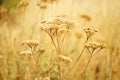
(0, 0), (120, 80)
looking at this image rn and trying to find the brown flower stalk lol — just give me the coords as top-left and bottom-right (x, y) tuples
(82, 41), (105, 74)
(63, 27), (99, 79)
(40, 16), (76, 80)
(20, 40), (45, 79)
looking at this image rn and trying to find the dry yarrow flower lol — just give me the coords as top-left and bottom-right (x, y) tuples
(40, 17), (76, 36)
(85, 41), (105, 54)
(83, 27), (98, 39)
(21, 40), (40, 50)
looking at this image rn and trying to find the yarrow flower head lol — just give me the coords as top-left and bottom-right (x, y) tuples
(21, 40), (40, 50)
(40, 17), (76, 37)
(85, 41), (105, 54)
(85, 42), (100, 49)
(83, 27), (98, 39)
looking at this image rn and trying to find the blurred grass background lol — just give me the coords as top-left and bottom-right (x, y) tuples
(0, 0), (120, 80)
(0, 0), (20, 13)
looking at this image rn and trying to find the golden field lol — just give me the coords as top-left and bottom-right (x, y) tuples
(0, 0), (120, 80)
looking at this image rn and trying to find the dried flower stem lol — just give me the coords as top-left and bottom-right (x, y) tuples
(45, 30), (62, 80)
(82, 50), (94, 74)
(63, 38), (88, 79)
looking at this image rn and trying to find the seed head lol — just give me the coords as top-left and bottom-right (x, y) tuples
(85, 42), (100, 50)
(21, 40), (40, 50)
(83, 27), (98, 39)
(85, 41), (105, 54)
(40, 17), (76, 37)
